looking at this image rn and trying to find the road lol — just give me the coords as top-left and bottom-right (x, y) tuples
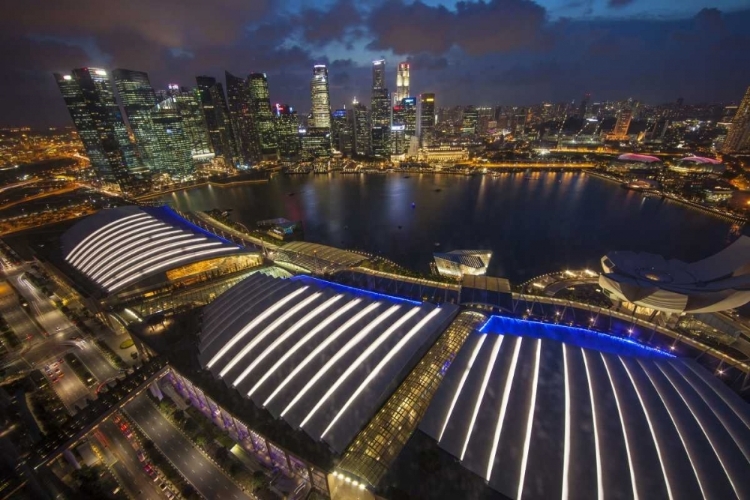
(42, 356), (89, 412)
(0, 280), (45, 345)
(124, 394), (251, 500)
(95, 419), (166, 499)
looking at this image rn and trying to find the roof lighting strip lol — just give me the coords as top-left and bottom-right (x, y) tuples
(66, 213), (145, 262)
(486, 335), (523, 481)
(71, 214), (153, 266)
(438, 334), (488, 443)
(516, 338), (542, 500)
(620, 358), (674, 500)
(247, 297), (359, 399)
(561, 343), (571, 500)
(582, 350), (604, 500)
(231, 294), (344, 388)
(89, 230), (190, 279)
(460, 335), (503, 461)
(267, 302), (382, 409)
(321, 307), (443, 439)
(298, 305), (410, 427)
(225, 292), (323, 381)
(83, 223), (176, 275)
(75, 218), (162, 271)
(601, 355), (639, 500)
(108, 246), (238, 292)
(206, 286), (310, 369)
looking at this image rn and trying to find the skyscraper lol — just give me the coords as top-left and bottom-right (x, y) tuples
(391, 104), (406, 155)
(331, 109), (351, 155)
(611, 108), (633, 140)
(310, 65), (332, 131)
(723, 86), (750, 154)
(352, 99), (370, 157)
(274, 104), (300, 160)
(112, 69), (158, 170)
(461, 105), (478, 135)
(225, 71), (254, 164)
(148, 97), (194, 179)
(173, 88), (213, 162)
(196, 76), (238, 166)
(395, 62), (410, 105)
(54, 68), (140, 192)
(417, 93), (436, 147)
(247, 73), (278, 160)
(370, 59), (391, 158)
(579, 92), (591, 118)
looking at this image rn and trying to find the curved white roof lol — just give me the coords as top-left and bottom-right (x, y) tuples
(199, 274), (457, 453)
(420, 318), (750, 499)
(617, 153), (662, 163)
(680, 156), (723, 165)
(599, 236), (750, 313)
(62, 206), (240, 293)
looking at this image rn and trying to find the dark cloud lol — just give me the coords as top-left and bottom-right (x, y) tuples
(405, 54), (449, 71)
(300, 0), (362, 46)
(367, 0), (547, 56)
(607, 0), (636, 7)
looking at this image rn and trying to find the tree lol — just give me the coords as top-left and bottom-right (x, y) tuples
(173, 409), (185, 423)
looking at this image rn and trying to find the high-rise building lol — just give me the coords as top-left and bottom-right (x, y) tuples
(370, 59), (391, 158)
(301, 128), (331, 160)
(352, 99), (369, 157)
(274, 104), (300, 160)
(395, 62), (410, 105)
(172, 88), (213, 162)
(331, 109), (351, 155)
(225, 71), (254, 164)
(391, 104), (406, 155)
(112, 69), (158, 171)
(247, 73), (278, 160)
(148, 97), (194, 179)
(579, 92), (591, 118)
(417, 93), (436, 147)
(723, 86), (750, 154)
(310, 65), (332, 130)
(54, 68), (140, 192)
(461, 105), (478, 135)
(196, 76), (238, 166)
(610, 108), (633, 140)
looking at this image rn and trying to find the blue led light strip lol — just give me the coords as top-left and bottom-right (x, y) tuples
(291, 275), (423, 306)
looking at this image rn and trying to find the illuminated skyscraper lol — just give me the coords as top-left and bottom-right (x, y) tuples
(247, 73), (278, 160)
(225, 71), (253, 164)
(310, 65), (332, 130)
(417, 93), (436, 147)
(112, 69), (158, 170)
(196, 76), (238, 166)
(611, 108), (633, 140)
(461, 105), (478, 135)
(54, 68), (140, 192)
(173, 88), (214, 162)
(331, 109), (352, 155)
(148, 97), (194, 178)
(391, 104), (406, 155)
(352, 99), (370, 157)
(579, 92), (591, 118)
(723, 86), (750, 154)
(370, 59), (391, 158)
(395, 62), (410, 105)
(274, 104), (300, 160)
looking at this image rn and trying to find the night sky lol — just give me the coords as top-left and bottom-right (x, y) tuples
(3, 0), (750, 128)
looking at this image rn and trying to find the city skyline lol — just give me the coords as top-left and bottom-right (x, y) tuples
(2, 1), (750, 128)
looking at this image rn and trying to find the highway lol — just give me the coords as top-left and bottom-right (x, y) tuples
(0, 280), (45, 345)
(95, 419), (166, 499)
(42, 356), (89, 412)
(124, 394), (251, 500)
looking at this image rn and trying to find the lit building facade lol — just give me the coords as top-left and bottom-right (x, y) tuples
(247, 73), (279, 160)
(461, 105), (478, 135)
(149, 97), (194, 178)
(352, 100), (370, 157)
(173, 88), (214, 163)
(370, 60), (391, 158)
(112, 69), (158, 171)
(723, 85), (750, 153)
(417, 93), (436, 147)
(394, 62), (410, 105)
(610, 108), (633, 140)
(274, 104), (300, 160)
(391, 104), (406, 155)
(225, 71), (254, 165)
(331, 109), (351, 156)
(196, 76), (238, 166)
(300, 127), (331, 160)
(54, 68), (140, 192)
(310, 65), (331, 130)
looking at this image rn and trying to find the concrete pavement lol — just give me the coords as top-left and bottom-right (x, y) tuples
(124, 394), (251, 500)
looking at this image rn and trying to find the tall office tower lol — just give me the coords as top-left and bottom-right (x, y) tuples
(274, 104), (300, 160)
(579, 93), (591, 118)
(391, 104), (406, 154)
(370, 59), (391, 158)
(395, 62), (410, 105)
(225, 71), (254, 164)
(112, 69), (158, 170)
(402, 97), (418, 152)
(310, 65), (332, 130)
(149, 97), (194, 178)
(611, 108), (633, 139)
(172, 88), (213, 162)
(54, 68), (140, 192)
(331, 109), (351, 155)
(461, 105), (478, 135)
(196, 76), (238, 166)
(352, 99), (370, 156)
(476, 106), (494, 135)
(246, 73), (278, 160)
(417, 93), (436, 147)
(723, 86), (750, 153)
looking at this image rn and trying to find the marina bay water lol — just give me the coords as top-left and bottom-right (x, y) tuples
(160, 171), (741, 282)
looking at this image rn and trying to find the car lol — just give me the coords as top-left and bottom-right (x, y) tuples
(51, 377), (58, 383)
(58, 373), (64, 378)
(159, 483), (167, 491)
(136, 450), (146, 462)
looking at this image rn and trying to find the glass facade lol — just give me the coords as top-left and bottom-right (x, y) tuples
(418, 93), (436, 147)
(352, 101), (370, 157)
(310, 65), (331, 130)
(196, 76), (238, 166)
(331, 109), (352, 155)
(149, 97), (194, 179)
(395, 62), (410, 105)
(225, 71), (254, 165)
(274, 104), (301, 160)
(370, 60), (391, 158)
(112, 69), (158, 172)
(247, 73), (278, 160)
(173, 88), (213, 162)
